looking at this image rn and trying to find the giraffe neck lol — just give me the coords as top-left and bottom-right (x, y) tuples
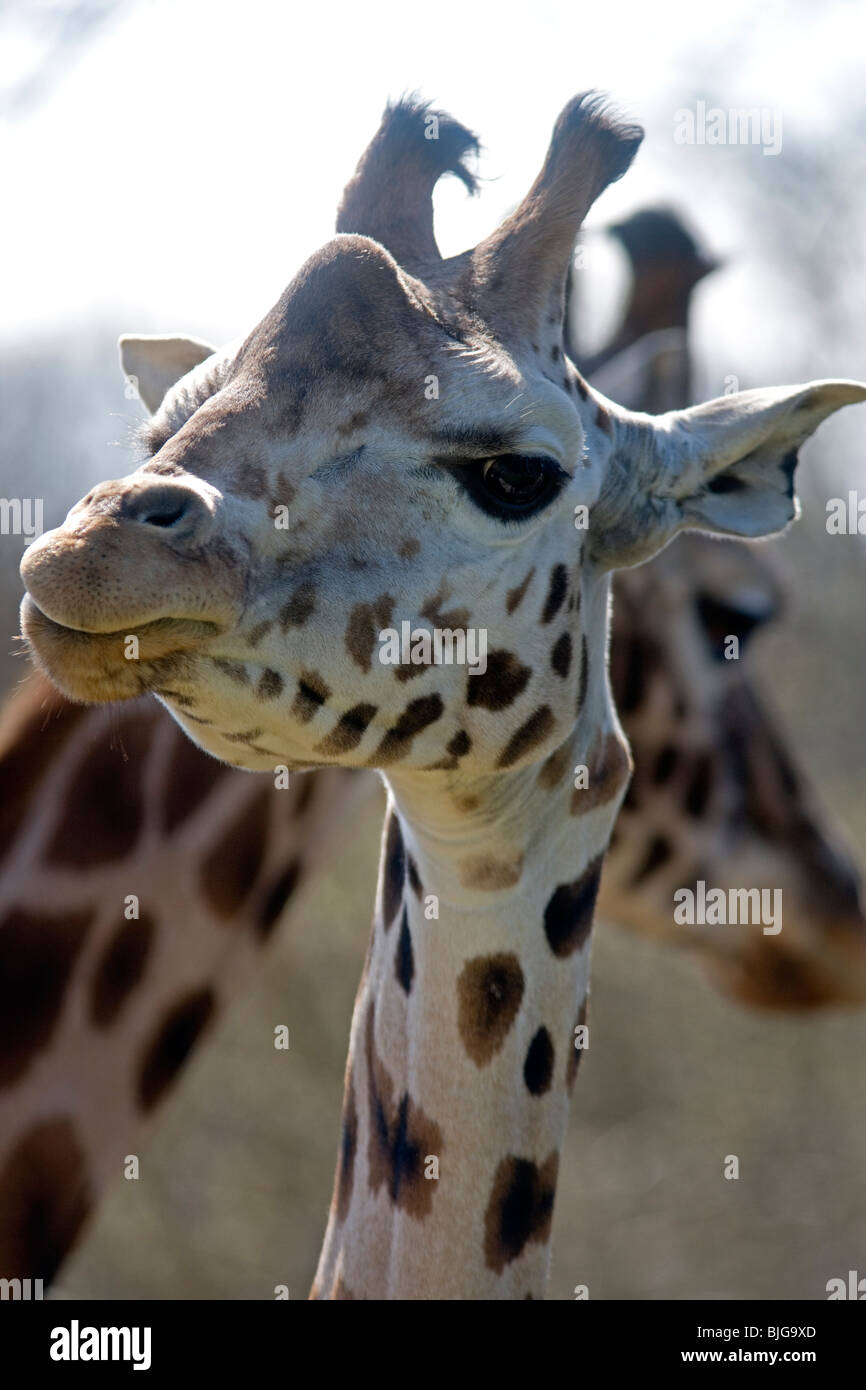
(585, 268), (694, 370)
(314, 593), (631, 1299)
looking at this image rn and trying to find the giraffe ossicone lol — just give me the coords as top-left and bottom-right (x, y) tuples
(18, 93), (866, 1299)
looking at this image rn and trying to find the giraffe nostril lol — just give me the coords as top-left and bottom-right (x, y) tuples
(120, 484), (208, 537)
(140, 500), (188, 528)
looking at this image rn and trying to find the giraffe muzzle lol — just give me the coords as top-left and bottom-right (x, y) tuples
(19, 476), (239, 636)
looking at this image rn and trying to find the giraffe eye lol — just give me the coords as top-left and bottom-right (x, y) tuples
(465, 454), (566, 519)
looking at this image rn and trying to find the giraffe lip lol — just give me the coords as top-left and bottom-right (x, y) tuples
(21, 593), (221, 643)
(19, 593), (221, 703)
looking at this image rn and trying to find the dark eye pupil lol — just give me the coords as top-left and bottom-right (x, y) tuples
(482, 455), (547, 504)
(446, 451), (563, 520)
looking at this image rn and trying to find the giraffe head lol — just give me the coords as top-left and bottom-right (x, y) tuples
(608, 205), (720, 315)
(608, 534), (866, 1007)
(19, 96), (866, 784)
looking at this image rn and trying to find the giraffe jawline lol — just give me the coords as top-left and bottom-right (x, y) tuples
(19, 593), (217, 704)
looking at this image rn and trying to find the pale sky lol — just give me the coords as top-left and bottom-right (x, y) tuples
(2, 0), (863, 349)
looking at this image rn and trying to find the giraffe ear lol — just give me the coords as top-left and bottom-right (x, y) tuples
(118, 334), (217, 414)
(590, 379), (866, 569)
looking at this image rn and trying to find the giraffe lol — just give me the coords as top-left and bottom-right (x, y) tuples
(570, 204), (720, 408)
(0, 670), (371, 1283)
(605, 532), (866, 1007)
(2, 514), (863, 1288)
(13, 95), (866, 1298)
(575, 207), (866, 1007)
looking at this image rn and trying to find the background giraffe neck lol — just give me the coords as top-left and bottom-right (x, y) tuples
(314, 671), (632, 1298)
(0, 674), (371, 1281)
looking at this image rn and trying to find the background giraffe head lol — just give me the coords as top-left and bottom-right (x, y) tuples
(567, 206), (866, 1007)
(608, 535), (866, 1006)
(19, 96), (866, 789)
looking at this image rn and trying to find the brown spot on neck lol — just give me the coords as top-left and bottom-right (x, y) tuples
(458, 852), (524, 891)
(381, 809), (406, 928)
(0, 906), (94, 1088)
(45, 706), (155, 869)
(201, 786), (271, 917)
(406, 853), (423, 898)
(137, 987), (216, 1111)
(234, 459), (268, 498)
(257, 857), (302, 938)
(0, 1117), (92, 1282)
(523, 1026), (555, 1096)
(364, 1003), (443, 1217)
(457, 952), (525, 1066)
(334, 1066), (358, 1223)
(543, 854), (604, 958)
(395, 907), (414, 993)
(336, 408), (371, 438)
(484, 1152), (559, 1274)
(0, 678), (88, 871)
(90, 912), (156, 1028)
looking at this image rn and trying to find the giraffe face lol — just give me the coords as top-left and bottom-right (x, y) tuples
(21, 238), (604, 775)
(20, 94), (866, 780)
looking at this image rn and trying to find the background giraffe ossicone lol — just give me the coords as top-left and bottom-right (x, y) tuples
(15, 95), (866, 1298)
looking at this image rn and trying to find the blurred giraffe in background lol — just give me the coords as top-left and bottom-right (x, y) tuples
(567, 204), (720, 407)
(570, 208), (866, 1006)
(1, 161), (864, 1288)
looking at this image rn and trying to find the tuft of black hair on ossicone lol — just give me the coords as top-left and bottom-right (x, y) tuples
(336, 94), (480, 266)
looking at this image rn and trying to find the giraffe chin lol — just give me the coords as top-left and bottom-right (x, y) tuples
(19, 594), (218, 705)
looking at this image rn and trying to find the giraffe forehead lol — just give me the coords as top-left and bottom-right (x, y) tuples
(151, 351), (586, 493)
(239, 235), (456, 387)
(150, 237), (589, 474)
